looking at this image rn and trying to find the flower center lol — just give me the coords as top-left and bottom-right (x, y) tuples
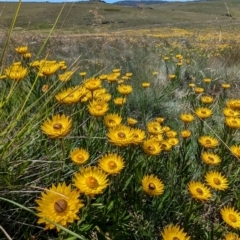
(196, 188), (203, 195)
(229, 214), (237, 223)
(201, 111), (206, 114)
(86, 176), (99, 189)
(108, 161), (117, 169)
(208, 156), (214, 162)
(231, 120), (237, 124)
(213, 178), (221, 185)
(109, 120), (116, 124)
(54, 199), (68, 213)
(118, 132), (126, 138)
(53, 123), (63, 130)
(95, 105), (103, 110)
(205, 140), (211, 145)
(148, 183), (156, 190)
(173, 237), (180, 240)
(148, 145), (155, 151)
(77, 154), (84, 162)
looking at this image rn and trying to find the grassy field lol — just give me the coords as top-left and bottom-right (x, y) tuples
(0, 1), (240, 240)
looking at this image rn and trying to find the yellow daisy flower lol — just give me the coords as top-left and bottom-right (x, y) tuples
(195, 107), (212, 119)
(198, 136), (219, 148)
(221, 83), (231, 89)
(189, 83), (195, 88)
(98, 153), (125, 175)
(165, 130), (177, 138)
(58, 71), (74, 82)
(194, 87), (204, 94)
(161, 224), (190, 240)
(155, 117), (164, 123)
(180, 113), (194, 123)
(127, 117), (138, 126)
(225, 117), (240, 129)
(201, 96), (214, 104)
(150, 134), (163, 142)
(221, 206), (240, 229)
(142, 139), (162, 155)
(159, 140), (172, 152)
(41, 114), (72, 139)
(188, 181), (212, 201)
(15, 46), (28, 54)
(73, 166), (109, 196)
(22, 52), (32, 59)
(107, 125), (134, 147)
(104, 113), (122, 128)
(230, 145), (240, 158)
(88, 100), (109, 117)
(147, 121), (163, 135)
(79, 71), (87, 77)
(181, 130), (191, 139)
(142, 174), (164, 196)
(226, 99), (240, 110)
(223, 108), (240, 117)
(201, 152), (221, 165)
(113, 97), (126, 106)
(5, 64), (28, 81)
(223, 232), (240, 240)
(35, 182), (84, 231)
(125, 72), (132, 77)
(132, 128), (146, 145)
(205, 171), (228, 191)
(39, 61), (60, 76)
(117, 84), (133, 95)
(203, 78), (211, 83)
(84, 77), (102, 91)
(142, 82), (150, 88)
(70, 148), (90, 165)
(167, 137), (179, 146)
(169, 74), (176, 80)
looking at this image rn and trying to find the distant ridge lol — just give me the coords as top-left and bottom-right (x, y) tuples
(114, 1), (169, 6)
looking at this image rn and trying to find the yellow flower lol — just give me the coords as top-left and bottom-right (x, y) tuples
(159, 140), (172, 152)
(104, 113), (122, 128)
(98, 153), (125, 175)
(5, 64), (28, 81)
(79, 71), (87, 77)
(142, 174), (164, 196)
(107, 125), (134, 147)
(73, 166), (109, 196)
(161, 224), (190, 240)
(223, 108), (240, 117)
(165, 130), (177, 138)
(226, 99), (240, 110)
(205, 171), (228, 191)
(189, 83), (195, 88)
(112, 68), (121, 73)
(147, 121), (163, 135)
(195, 107), (212, 119)
(201, 95), (214, 104)
(188, 181), (212, 201)
(142, 82), (150, 88)
(198, 136), (219, 148)
(35, 182), (84, 231)
(169, 74), (176, 80)
(142, 139), (162, 155)
(39, 61), (60, 76)
(181, 130), (191, 138)
(225, 117), (240, 129)
(84, 78), (102, 91)
(167, 137), (179, 146)
(152, 71), (158, 76)
(127, 117), (138, 125)
(70, 148), (89, 165)
(222, 83), (231, 89)
(150, 134), (163, 142)
(125, 72), (132, 77)
(223, 232), (240, 240)
(194, 87), (204, 94)
(221, 206), (240, 229)
(132, 128), (146, 145)
(180, 113), (194, 123)
(88, 100), (109, 117)
(117, 84), (133, 95)
(230, 145), (240, 158)
(58, 71), (74, 82)
(203, 78), (211, 83)
(22, 52), (32, 59)
(15, 46), (28, 54)
(155, 117), (164, 123)
(113, 97), (126, 106)
(106, 73), (119, 83)
(164, 56), (169, 61)
(201, 152), (221, 165)
(41, 114), (72, 139)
